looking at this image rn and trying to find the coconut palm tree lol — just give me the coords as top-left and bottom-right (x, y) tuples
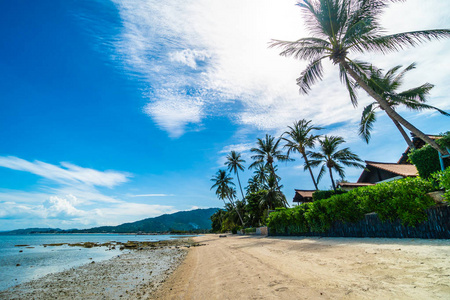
(225, 151), (246, 201)
(309, 135), (364, 191)
(246, 175), (261, 195)
(210, 170), (244, 226)
(270, 0), (450, 154)
(259, 174), (289, 210)
(250, 134), (291, 189)
(359, 63), (449, 148)
(282, 119), (322, 190)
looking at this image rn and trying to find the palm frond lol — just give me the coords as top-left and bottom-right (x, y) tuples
(339, 63), (358, 106)
(269, 38), (331, 60)
(357, 30), (450, 54)
(316, 165), (326, 184)
(359, 103), (377, 143)
(296, 57), (326, 94)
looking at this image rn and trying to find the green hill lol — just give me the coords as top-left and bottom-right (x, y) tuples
(67, 208), (219, 233)
(1, 208), (219, 234)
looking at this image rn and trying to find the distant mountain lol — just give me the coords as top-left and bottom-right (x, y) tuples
(69, 208), (219, 233)
(0, 208), (220, 234)
(0, 228), (63, 235)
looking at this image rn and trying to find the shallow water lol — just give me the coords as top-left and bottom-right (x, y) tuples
(0, 234), (182, 291)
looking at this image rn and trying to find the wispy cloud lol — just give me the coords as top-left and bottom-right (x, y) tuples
(0, 157), (179, 230)
(131, 194), (175, 197)
(105, 0), (449, 138)
(0, 156), (131, 188)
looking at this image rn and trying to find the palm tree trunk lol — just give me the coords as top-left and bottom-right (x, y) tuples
(341, 60), (446, 155)
(328, 167), (336, 192)
(391, 118), (415, 150)
(227, 196), (245, 227)
(236, 171), (245, 201)
(302, 152), (318, 190)
(269, 163), (280, 190)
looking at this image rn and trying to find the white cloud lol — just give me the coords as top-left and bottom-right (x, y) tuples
(0, 156), (131, 188)
(168, 49), (210, 69)
(131, 194), (175, 197)
(144, 92), (204, 138)
(0, 190), (177, 230)
(108, 0), (449, 138)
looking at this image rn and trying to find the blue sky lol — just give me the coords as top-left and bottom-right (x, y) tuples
(0, 0), (449, 230)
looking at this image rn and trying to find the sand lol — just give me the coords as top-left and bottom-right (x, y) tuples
(1, 235), (449, 299)
(154, 235), (450, 299)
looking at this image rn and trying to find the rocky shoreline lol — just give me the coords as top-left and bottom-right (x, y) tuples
(0, 238), (197, 299)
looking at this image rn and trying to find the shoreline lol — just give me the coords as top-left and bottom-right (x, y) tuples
(0, 238), (194, 299)
(2, 235), (450, 299)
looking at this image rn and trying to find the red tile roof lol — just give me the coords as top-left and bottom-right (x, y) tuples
(365, 161), (418, 177)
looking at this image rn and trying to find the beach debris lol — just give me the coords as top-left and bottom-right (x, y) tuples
(14, 244), (29, 247)
(219, 235), (227, 238)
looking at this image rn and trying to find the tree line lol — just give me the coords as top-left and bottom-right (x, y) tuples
(211, 0), (449, 232)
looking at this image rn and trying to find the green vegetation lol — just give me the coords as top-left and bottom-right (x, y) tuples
(271, 0), (450, 154)
(309, 136), (364, 191)
(409, 132), (450, 178)
(282, 119), (322, 190)
(210, 125), (362, 233)
(358, 64), (448, 148)
(267, 177), (435, 234)
(432, 167), (450, 202)
(210, 1), (449, 235)
(312, 189), (347, 201)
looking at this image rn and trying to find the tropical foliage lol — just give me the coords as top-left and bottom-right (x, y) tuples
(210, 1), (448, 235)
(250, 134), (291, 189)
(358, 63), (449, 147)
(225, 151), (246, 200)
(409, 132), (450, 178)
(282, 119), (322, 190)
(431, 167), (450, 202)
(270, 0), (450, 154)
(308, 136), (364, 191)
(267, 176), (435, 234)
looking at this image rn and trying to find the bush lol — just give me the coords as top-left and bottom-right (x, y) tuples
(267, 176), (436, 234)
(431, 167), (450, 201)
(244, 227), (257, 234)
(409, 132), (450, 179)
(312, 189), (347, 201)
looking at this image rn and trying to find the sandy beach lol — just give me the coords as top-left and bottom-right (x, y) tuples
(155, 235), (450, 299)
(1, 235), (449, 299)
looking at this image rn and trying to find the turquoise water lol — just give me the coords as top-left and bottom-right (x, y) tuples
(0, 234), (181, 291)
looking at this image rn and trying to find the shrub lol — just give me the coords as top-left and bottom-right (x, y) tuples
(409, 132), (450, 179)
(312, 189), (347, 201)
(267, 176), (436, 234)
(431, 167), (450, 201)
(244, 227), (257, 234)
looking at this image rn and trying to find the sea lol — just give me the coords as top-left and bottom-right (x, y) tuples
(0, 233), (184, 291)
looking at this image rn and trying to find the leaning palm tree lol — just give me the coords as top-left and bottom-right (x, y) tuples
(282, 119), (322, 190)
(225, 151), (246, 201)
(359, 63), (449, 148)
(250, 134), (291, 189)
(210, 170), (244, 226)
(270, 0), (450, 154)
(309, 135), (364, 191)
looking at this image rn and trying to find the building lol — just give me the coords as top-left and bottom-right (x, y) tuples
(356, 161), (418, 184)
(292, 190), (315, 205)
